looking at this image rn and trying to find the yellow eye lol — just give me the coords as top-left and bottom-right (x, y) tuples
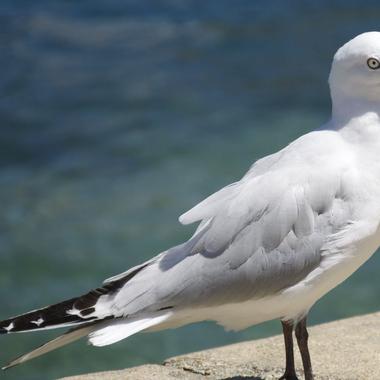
(367, 57), (380, 70)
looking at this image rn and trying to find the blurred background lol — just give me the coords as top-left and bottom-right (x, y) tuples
(1, 1), (380, 379)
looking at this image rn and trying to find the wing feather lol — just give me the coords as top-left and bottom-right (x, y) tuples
(92, 131), (359, 316)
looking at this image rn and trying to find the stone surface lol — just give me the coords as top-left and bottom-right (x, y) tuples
(61, 312), (380, 380)
(62, 365), (201, 380)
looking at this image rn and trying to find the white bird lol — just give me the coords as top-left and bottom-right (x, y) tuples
(2, 32), (380, 380)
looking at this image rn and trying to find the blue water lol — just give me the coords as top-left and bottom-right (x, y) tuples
(1, 1), (380, 379)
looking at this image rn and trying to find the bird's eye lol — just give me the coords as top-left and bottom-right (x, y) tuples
(367, 57), (380, 70)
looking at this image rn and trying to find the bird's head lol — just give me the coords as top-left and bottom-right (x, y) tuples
(329, 32), (380, 123)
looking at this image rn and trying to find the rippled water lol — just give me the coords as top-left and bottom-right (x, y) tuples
(1, 1), (380, 379)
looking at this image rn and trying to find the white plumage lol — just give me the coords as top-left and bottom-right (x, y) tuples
(88, 313), (172, 346)
(2, 32), (380, 379)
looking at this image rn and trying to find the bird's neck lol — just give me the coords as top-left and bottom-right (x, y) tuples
(330, 89), (380, 147)
(331, 95), (380, 128)
(332, 101), (380, 146)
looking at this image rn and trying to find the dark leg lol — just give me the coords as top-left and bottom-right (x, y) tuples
(295, 316), (314, 380)
(279, 320), (298, 380)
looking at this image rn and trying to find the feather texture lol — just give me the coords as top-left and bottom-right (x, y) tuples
(3, 32), (380, 371)
(88, 313), (172, 346)
(2, 324), (96, 370)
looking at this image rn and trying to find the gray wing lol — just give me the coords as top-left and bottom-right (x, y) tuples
(94, 131), (360, 317)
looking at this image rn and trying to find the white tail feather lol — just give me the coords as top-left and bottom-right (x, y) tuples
(88, 313), (171, 347)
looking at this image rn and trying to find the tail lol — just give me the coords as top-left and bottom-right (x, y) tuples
(0, 262), (172, 369)
(2, 323), (97, 370)
(0, 297), (95, 335)
(2, 313), (171, 370)
(0, 262), (149, 335)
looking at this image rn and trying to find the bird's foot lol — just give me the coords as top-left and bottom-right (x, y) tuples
(279, 373), (299, 380)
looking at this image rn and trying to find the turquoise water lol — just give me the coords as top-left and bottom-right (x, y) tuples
(1, 1), (380, 379)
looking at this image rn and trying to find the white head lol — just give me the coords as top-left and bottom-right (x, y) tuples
(329, 32), (380, 123)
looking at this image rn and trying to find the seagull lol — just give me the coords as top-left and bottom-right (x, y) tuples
(2, 32), (380, 380)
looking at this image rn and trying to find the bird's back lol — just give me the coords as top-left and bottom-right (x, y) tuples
(92, 129), (362, 327)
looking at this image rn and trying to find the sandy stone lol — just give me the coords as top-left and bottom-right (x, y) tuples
(61, 312), (380, 380)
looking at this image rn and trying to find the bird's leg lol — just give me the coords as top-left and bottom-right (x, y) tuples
(279, 320), (298, 380)
(295, 316), (314, 380)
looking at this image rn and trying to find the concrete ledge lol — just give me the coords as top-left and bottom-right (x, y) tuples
(62, 312), (380, 379)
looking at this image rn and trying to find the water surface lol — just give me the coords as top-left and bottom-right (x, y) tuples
(1, 1), (380, 379)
